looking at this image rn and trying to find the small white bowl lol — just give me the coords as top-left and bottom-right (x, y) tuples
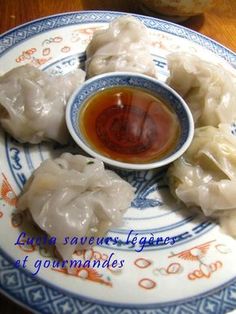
(66, 72), (194, 170)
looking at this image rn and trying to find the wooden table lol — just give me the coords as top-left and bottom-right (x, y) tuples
(0, 0), (236, 313)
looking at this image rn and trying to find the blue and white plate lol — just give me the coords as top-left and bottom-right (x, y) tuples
(0, 11), (236, 314)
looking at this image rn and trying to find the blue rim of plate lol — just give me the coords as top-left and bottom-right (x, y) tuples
(0, 10), (236, 314)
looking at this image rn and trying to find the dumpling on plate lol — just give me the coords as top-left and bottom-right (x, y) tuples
(167, 124), (236, 237)
(167, 52), (236, 127)
(17, 153), (135, 259)
(0, 64), (85, 144)
(86, 15), (156, 78)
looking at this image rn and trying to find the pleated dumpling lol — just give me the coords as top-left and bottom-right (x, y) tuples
(167, 52), (236, 127)
(167, 124), (236, 236)
(86, 15), (156, 78)
(0, 64), (85, 144)
(17, 153), (135, 259)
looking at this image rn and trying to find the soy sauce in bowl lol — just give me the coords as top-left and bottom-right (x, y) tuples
(80, 86), (180, 164)
(66, 72), (194, 170)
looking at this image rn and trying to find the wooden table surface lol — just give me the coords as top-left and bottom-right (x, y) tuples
(0, 0), (236, 313)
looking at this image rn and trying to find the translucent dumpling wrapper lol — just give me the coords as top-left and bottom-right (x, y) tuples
(0, 64), (85, 144)
(86, 15), (156, 78)
(167, 124), (236, 237)
(17, 153), (135, 259)
(167, 52), (236, 127)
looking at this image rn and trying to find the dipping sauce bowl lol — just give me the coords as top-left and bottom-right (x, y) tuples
(66, 72), (194, 170)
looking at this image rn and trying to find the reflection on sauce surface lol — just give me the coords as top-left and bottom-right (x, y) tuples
(80, 87), (180, 163)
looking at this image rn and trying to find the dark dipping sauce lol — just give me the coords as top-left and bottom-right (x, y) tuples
(79, 86), (180, 164)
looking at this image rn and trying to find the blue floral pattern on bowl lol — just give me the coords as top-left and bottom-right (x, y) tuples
(66, 72), (194, 170)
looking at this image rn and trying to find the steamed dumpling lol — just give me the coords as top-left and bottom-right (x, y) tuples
(167, 124), (236, 236)
(0, 64), (85, 144)
(17, 153), (135, 259)
(86, 15), (156, 78)
(167, 52), (236, 127)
